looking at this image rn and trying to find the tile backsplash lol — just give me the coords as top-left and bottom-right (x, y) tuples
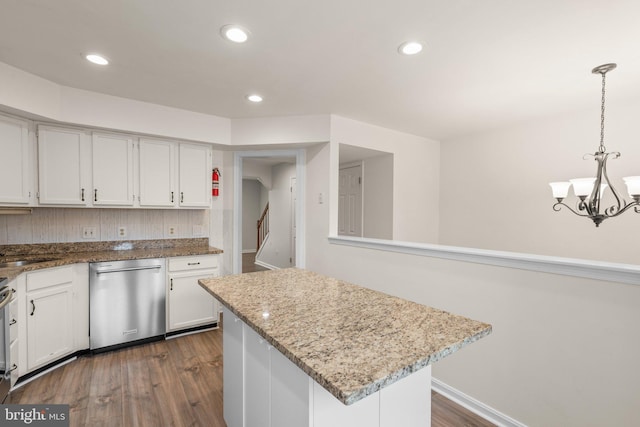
(0, 208), (210, 244)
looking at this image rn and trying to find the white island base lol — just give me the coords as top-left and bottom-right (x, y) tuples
(223, 307), (431, 427)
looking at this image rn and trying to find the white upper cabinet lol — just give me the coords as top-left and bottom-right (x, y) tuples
(139, 138), (176, 207)
(0, 115), (32, 205)
(92, 132), (134, 206)
(36, 123), (210, 209)
(38, 126), (90, 206)
(179, 143), (211, 208)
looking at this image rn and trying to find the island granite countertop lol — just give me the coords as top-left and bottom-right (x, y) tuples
(0, 238), (223, 281)
(199, 268), (492, 405)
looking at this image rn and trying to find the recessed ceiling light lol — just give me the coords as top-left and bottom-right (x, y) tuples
(247, 94), (263, 103)
(398, 41), (423, 55)
(85, 54), (109, 65)
(220, 25), (250, 43)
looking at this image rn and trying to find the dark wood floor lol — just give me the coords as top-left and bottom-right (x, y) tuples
(10, 326), (494, 427)
(242, 252), (269, 273)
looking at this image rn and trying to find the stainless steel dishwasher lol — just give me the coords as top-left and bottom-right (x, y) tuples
(89, 258), (166, 351)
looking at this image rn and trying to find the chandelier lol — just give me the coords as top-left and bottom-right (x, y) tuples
(549, 63), (640, 227)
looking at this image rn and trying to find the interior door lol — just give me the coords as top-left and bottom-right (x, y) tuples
(338, 164), (363, 237)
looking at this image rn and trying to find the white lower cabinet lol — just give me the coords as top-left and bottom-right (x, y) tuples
(167, 255), (220, 332)
(223, 309), (244, 427)
(222, 307), (431, 427)
(25, 267), (74, 370)
(222, 306), (310, 427)
(20, 264), (89, 374)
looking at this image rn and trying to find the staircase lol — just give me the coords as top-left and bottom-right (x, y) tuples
(257, 202), (269, 253)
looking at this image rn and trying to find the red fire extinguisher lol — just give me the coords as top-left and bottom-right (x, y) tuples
(212, 168), (220, 197)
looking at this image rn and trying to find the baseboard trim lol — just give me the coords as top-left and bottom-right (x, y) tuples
(431, 377), (527, 427)
(254, 260), (279, 270)
(12, 355), (79, 391)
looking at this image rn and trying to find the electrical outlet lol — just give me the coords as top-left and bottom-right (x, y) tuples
(167, 225), (177, 236)
(192, 225), (204, 237)
(118, 226), (127, 237)
(82, 226), (97, 239)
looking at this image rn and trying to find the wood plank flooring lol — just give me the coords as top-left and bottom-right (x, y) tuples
(242, 252), (269, 273)
(9, 326), (493, 427)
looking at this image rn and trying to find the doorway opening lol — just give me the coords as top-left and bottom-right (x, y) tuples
(233, 150), (306, 274)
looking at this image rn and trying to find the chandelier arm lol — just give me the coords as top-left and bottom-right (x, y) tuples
(604, 199), (640, 218)
(589, 153), (605, 215)
(553, 201), (593, 218)
(601, 152), (625, 216)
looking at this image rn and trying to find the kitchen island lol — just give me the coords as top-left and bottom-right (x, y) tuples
(199, 268), (491, 427)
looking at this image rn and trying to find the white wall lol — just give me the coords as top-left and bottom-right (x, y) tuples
(0, 207), (209, 244)
(231, 115), (330, 146)
(439, 98), (640, 264)
(362, 154), (393, 240)
(256, 163), (296, 268)
(243, 159), (273, 189)
(330, 115), (440, 243)
(305, 141), (640, 427)
(0, 61), (231, 144)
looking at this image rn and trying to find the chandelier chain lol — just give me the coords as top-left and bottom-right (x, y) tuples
(599, 72), (606, 153)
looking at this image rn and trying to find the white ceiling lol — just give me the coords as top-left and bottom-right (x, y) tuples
(2, 0), (640, 141)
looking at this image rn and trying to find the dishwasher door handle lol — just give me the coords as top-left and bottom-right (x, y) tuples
(95, 265), (163, 275)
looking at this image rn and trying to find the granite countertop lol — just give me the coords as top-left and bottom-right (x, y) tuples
(0, 238), (223, 281)
(199, 268), (492, 405)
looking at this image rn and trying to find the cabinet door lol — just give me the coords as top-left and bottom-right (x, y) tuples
(26, 284), (73, 370)
(167, 271), (218, 331)
(92, 132), (134, 206)
(271, 349), (310, 427)
(244, 326), (270, 427)
(223, 306), (244, 427)
(179, 143), (211, 207)
(139, 138), (176, 207)
(38, 126), (89, 205)
(0, 115), (31, 204)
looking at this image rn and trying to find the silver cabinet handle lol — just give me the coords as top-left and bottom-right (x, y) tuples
(95, 265), (162, 274)
(187, 262), (200, 266)
(94, 189), (98, 202)
(171, 191), (174, 203)
(170, 278), (173, 291)
(30, 299), (35, 316)
(10, 364), (17, 372)
(9, 319), (16, 326)
(81, 188), (85, 202)
(180, 192), (184, 203)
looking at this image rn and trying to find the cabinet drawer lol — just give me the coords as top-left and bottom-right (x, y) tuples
(9, 298), (17, 344)
(168, 255), (218, 272)
(26, 266), (73, 292)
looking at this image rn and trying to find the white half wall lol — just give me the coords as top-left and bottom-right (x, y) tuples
(305, 141), (640, 427)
